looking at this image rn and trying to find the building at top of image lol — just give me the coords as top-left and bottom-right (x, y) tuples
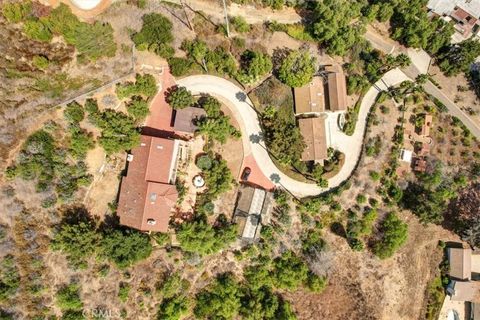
(428, 0), (480, 42)
(117, 135), (186, 233)
(293, 64), (347, 163)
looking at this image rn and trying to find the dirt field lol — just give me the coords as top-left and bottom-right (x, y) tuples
(429, 64), (480, 125)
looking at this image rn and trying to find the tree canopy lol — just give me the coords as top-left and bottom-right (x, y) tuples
(312, 0), (366, 56)
(165, 86), (194, 109)
(438, 39), (480, 76)
(194, 273), (243, 320)
(373, 212), (408, 259)
(237, 50), (273, 84)
(177, 217), (237, 256)
(132, 13), (174, 58)
(278, 50), (316, 87)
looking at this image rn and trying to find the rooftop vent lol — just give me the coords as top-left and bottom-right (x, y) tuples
(147, 219), (156, 225)
(127, 154), (134, 162)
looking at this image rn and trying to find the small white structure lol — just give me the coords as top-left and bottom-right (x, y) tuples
(193, 175), (205, 188)
(400, 149), (413, 163)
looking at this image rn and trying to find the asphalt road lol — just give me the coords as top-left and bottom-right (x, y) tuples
(424, 81), (480, 137)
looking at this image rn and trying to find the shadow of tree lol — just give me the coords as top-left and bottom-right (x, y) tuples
(249, 133), (264, 144)
(330, 221), (346, 239)
(270, 173), (281, 184)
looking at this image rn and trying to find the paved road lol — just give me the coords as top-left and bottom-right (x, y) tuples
(424, 81), (480, 137)
(178, 69), (409, 197)
(365, 27), (480, 139)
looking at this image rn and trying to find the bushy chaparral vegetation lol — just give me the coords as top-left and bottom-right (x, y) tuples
(5, 129), (93, 204)
(51, 207), (153, 269)
(132, 13), (174, 58)
(277, 50), (316, 87)
(165, 86), (195, 109)
(2, 2), (116, 61)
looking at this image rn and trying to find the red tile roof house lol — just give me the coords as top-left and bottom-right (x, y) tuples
(117, 135), (182, 233)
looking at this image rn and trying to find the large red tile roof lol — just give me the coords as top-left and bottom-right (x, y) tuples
(117, 135), (179, 232)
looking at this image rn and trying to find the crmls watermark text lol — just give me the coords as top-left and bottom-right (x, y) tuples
(82, 309), (121, 319)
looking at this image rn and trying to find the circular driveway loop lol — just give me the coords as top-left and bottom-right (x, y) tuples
(177, 70), (409, 197)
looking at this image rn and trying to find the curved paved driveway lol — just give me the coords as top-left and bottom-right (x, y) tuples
(178, 69), (410, 197)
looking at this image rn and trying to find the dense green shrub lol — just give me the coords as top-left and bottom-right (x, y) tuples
(0, 255), (20, 301)
(51, 212), (101, 269)
(438, 39), (480, 76)
(168, 57), (194, 77)
(261, 106), (305, 165)
(205, 47), (238, 77)
(306, 272), (327, 293)
(202, 156), (235, 199)
(28, 4), (117, 61)
(132, 13), (174, 58)
(100, 228), (152, 269)
(230, 16), (250, 33)
(118, 282), (130, 303)
(181, 39), (208, 66)
(64, 101), (85, 124)
(92, 109), (140, 154)
(56, 283), (83, 311)
(301, 227), (326, 258)
(116, 73), (158, 99)
(158, 273), (191, 299)
(373, 212), (408, 259)
(177, 217), (237, 256)
(194, 274), (242, 320)
(165, 86), (194, 109)
(32, 55), (50, 70)
(126, 97), (150, 121)
(1, 1), (31, 23)
(196, 154), (213, 170)
(272, 251), (308, 291)
(23, 19), (52, 42)
(387, 0), (455, 55)
(197, 96), (241, 144)
(402, 164), (465, 224)
(278, 50), (316, 87)
(158, 295), (191, 320)
(311, 0), (366, 56)
(237, 50), (273, 84)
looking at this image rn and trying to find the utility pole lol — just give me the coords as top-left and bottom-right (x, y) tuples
(221, 0), (230, 38)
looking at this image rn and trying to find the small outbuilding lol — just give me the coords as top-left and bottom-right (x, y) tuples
(173, 107), (207, 135)
(233, 185), (273, 242)
(449, 247), (472, 281)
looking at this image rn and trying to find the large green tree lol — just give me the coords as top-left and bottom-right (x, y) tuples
(132, 13), (174, 58)
(194, 274), (242, 320)
(312, 0), (366, 56)
(177, 218), (237, 256)
(237, 50), (273, 84)
(438, 39), (480, 76)
(100, 229), (152, 269)
(165, 86), (194, 109)
(373, 212), (408, 259)
(278, 50), (316, 87)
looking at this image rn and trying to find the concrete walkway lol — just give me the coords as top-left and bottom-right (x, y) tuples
(178, 69), (410, 197)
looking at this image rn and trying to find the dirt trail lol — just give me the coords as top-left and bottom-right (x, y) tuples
(165, 0), (301, 24)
